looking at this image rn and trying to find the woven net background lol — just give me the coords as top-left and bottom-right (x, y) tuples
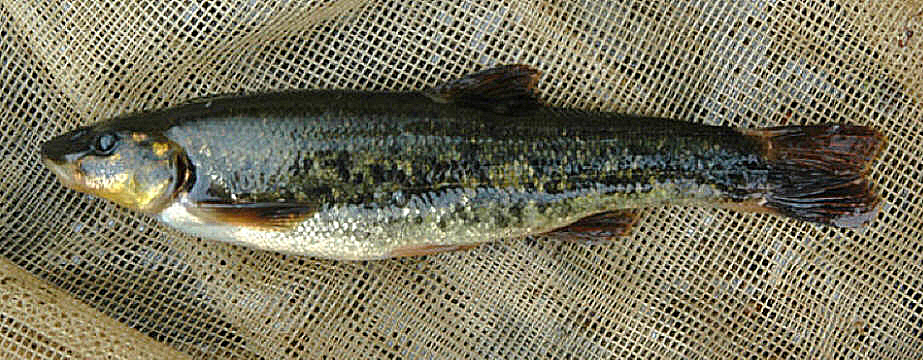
(2, 0), (922, 358)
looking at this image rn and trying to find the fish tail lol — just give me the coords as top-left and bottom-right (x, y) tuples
(745, 124), (886, 228)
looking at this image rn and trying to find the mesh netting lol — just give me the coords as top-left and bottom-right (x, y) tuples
(2, 0), (922, 358)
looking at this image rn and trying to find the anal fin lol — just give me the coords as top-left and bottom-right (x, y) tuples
(542, 210), (640, 242)
(422, 64), (541, 115)
(187, 201), (316, 231)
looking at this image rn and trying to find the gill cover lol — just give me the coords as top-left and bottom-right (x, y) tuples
(41, 126), (189, 213)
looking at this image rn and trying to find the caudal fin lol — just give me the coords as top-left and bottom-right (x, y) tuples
(747, 124), (885, 228)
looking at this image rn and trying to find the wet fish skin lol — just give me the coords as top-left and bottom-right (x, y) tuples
(159, 90), (768, 206)
(40, 65), (884, 259)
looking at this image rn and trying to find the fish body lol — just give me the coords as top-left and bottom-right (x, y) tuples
(41, 65), (884, 259)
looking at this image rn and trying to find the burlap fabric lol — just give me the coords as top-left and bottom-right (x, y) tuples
(2, 0), (921, 358)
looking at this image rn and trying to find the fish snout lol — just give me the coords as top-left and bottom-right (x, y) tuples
(40, 130), (93, 190)
(41, 130), (90, 164)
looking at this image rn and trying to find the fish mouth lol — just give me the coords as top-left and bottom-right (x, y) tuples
(42, 157), (83, 190)
(41, 129), (93, 191)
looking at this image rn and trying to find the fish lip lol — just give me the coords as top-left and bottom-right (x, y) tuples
(40, 132), (86, 190)
(41, 156), (80, 189)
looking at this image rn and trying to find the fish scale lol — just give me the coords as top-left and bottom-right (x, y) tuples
(40, 65), (884, 259)
(166, 94), (763, 204)
(138, 91), (768, 258)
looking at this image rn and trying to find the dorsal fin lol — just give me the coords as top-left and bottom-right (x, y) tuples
(422, 64), (542, 115)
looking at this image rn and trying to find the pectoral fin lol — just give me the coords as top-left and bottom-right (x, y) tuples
(542, 210), (641, 242)
(187, 201), (316, 231)
(422, 64), (541, 115)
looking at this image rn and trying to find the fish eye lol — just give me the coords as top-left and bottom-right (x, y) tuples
(95, 133), (118, 155)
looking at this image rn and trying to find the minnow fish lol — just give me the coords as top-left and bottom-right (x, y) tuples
(41, 65), (885, 260)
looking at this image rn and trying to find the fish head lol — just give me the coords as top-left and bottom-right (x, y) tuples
(41, 125), (189, 213)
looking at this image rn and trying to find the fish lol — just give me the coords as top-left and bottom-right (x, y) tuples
(41, 65), (885, 260)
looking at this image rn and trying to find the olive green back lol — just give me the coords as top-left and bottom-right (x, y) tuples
(145, 91), (762, 206)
